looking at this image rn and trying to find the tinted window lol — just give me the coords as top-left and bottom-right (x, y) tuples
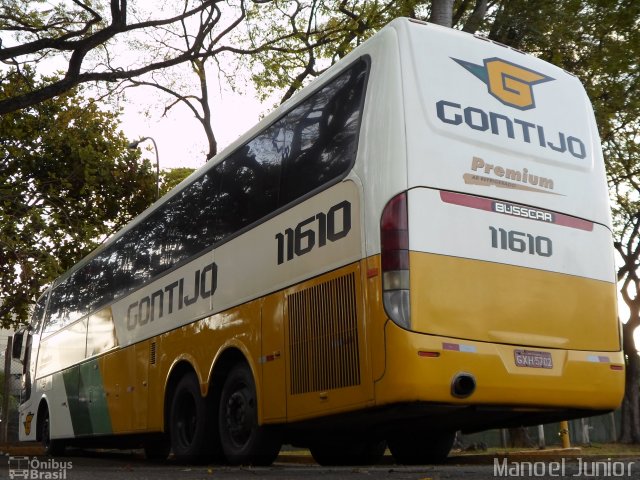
(86, 307), (117, 357)
(279, 60), (367, 204)
(164, 166), (223, 262)
(42, 58), (368, 335)
(30, 293), (48, 335)
(217, 140), (282, 236)
(44, 270), (88, 335)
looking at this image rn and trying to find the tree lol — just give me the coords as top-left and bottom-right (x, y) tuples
(240, 0), (410, 105)
(1, 0), (307, 163)
(612, 134), (640, 442)
(160, 167), (196, 196)
(618, 220), (640, 442)
(116, 0), (310, 161)
(0, 68), (156, 328)
(129, 58), (221, 160)
(0, 0), (274, 116)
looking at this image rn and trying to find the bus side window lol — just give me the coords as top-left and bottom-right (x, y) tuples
(12, 331), (24, 360)
(43, 270), (88, 337)
(38, 319), (88, 377)
(279, 59), (367, 206)
(164, 166), (223, 260)
(31, 292), (48, 336)
(23, 291), (48, 402)
(217, 143), (282, 237)
(86, 308), (117, 358)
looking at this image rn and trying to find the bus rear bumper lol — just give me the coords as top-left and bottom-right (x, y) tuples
(374, 321), (625, 424)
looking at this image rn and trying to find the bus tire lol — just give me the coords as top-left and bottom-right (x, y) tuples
(39, 408), (66, 456)
(309, 438), (386, 466)
(169, 373), (213, 463)
(387, 430), (455, 465)
(218, 363), (281, 466)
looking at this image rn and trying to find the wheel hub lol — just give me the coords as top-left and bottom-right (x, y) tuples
(226, 389), (252, 445)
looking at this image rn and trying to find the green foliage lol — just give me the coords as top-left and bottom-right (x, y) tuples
(0, 68), (156, 328)
(0, 0), (105, 45)
(241, 0), (414, 103)
(159, 167), (196, 197)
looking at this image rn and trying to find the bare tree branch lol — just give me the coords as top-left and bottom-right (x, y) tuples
(0, 0), (233, 115)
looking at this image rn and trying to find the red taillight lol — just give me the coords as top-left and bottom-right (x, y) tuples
(381, 192), (411, 329)
(381, 242), (409, 271)
(381, 192), (409, 270)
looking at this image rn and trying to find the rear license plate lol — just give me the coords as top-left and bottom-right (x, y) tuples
(514, 349), (553, 369)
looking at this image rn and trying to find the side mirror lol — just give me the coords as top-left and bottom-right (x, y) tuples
(12, 331), (24, 361)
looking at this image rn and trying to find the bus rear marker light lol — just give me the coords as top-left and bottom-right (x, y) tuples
(418, 351), (440, 358)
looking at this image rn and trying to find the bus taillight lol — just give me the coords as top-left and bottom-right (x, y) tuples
(381, 192), (411, 329)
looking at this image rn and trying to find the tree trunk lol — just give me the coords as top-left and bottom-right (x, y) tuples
(620, 318), (640, 443)
(193, 59), (217, 160)
(461, 0), (488, 34)
(508, 426), (534, 448)
(429, 0), (455, 27)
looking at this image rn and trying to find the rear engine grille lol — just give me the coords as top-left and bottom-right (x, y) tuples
(288, 272), (361, 395)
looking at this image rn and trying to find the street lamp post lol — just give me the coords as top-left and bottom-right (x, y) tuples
(128, 136), (160, 200)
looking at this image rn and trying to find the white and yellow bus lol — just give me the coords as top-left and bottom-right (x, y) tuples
(14, 18), (623, 465)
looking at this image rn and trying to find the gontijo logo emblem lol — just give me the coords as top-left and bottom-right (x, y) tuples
(452, 57), (553, 110)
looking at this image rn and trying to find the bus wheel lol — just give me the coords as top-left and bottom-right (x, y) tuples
(309, 438), (386, 466)
(169, 373), (213, 463)
(387, 430), (455, 465)
(218, 363), (281, 466)
(39, 409), (65, 456)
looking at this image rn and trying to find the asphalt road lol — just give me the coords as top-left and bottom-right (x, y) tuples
(2, 450), (640, 480)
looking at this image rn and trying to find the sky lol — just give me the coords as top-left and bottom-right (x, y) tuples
(5, 1), (276, 175)
(118, 71), (271, 173)
(108, 1), (281, 174)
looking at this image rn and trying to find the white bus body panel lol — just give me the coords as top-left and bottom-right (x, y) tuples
(388, 19), (615, 282)
(384, 20), (617, 351)
(408, 188), (615, 283)
(349, 27), (408, 258)
(400, 21), (611, 227)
